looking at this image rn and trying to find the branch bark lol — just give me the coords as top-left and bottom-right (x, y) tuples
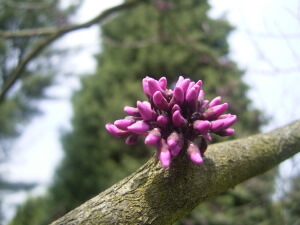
(51, 120), (300, 225)
(0, 0), (146, 103)
(0, 0), (145, 39)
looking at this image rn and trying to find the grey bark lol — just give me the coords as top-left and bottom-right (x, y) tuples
(51, 120), (300, 225)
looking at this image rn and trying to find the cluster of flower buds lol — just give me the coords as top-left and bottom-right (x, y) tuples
(106, 76), (237, 168)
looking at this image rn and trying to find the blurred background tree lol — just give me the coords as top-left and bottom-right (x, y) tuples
(6, 0), (299, 224)
(0, 0), (81, 223)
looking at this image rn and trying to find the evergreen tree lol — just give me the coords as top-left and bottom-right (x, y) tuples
(11, 0), (274, 224)
(282, 173), (300, 225)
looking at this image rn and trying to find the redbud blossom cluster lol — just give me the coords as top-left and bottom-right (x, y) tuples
(106, 76), (237, 168)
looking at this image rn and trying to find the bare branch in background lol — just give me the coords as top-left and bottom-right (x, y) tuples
(0, 0), (147, 104)
(3, 0), (57, 10)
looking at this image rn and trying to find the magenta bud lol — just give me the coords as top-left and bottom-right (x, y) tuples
(143, 101), (151, 108)
(169, 145), (182, 157)
(222, 115), (237, 129)
(202, 103), (228, 120)
(127, 121), (150, 134)
(208, 96), (221, 108)
(198, 90), (205, 101)
(179, 78), (191, 93)
(145, 128), (161, 145)
(157, 139), (171, 168)
(114, 118), (135, 130)
(173, 86), (184, 105)
(195, 80), (202, 89)
(137, 101), (153, 121)
(187, 81), (195, 91)
(175, 76), (184, 87)
(142, 77), (150, 94)
(171, 104), (181, 114)
(105, 124), (131, 138)
(216, 128), (235, 136)
(167, 131), (180, 148)
(218, 113), (232, 119)
(158, 77), (167, 90)
(148, 78), (163, 95)
(186, 85), (200, 105)
(203, 133), (212, 141)
(126, 134), (139, 145)
(193, 120), (211, 134)
(124, 106), (140, 117)
(187, 141), (203, 165)
(201, 100), (209, 108)
(153, 91), (169, 111)
(172, 110), (185, 127)
(157, 115), (169, 127)
(210, 120), (224, 132)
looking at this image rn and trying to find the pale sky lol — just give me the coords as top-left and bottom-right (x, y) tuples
(2, 0), (300, 223)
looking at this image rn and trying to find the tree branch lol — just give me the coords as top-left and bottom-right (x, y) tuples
(0, 0), (145, 39)
(0, 0), (146, 103)
(51, 120), (300, 225)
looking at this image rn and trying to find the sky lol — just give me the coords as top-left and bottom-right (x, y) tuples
(2, 0), (300, 223)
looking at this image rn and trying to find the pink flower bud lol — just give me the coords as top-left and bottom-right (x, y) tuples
(114, 118), (135, 130)
(124, 106), (140, 117)
(171, 104), (181, 114)
(195, 80), (202, 89)
(127, 121), (150, 134)
(172, 110), (186, 127)
(193, 120), (211, 134)
(210, 120), (224, 132)
(202, 103), (228, 120)
(179, 78), (191, 93)
(126, 134), (139, 145)
(157, 115), (169, 127)
(158, 77), (167, 90)
(167, 131), (180, 149)
(157, 139), (171, 168)
(169, 145), (180, 156)
(148, 78), (163, 95)
(186, 85), (200, 103)
(105, 124), (131, 138)
(153, 91), (169, 111)
(187, 81), (195, 91)
(203, 133), (212, 141)
(216, 128), (235, 136)
(221, 115), (237, 129)
(173, 86), (184, 105)
(201, 100), (209, 108)
(142, 77), (150, 94)
(175, 76), (184, 87)
(187, 141), (203, 165)
(145, 128), (161, 145)
(198, 89), (205, 101)
(137, 101), (154, 121)
(208, 96), (221, 108)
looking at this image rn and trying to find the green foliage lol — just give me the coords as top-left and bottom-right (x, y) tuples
(8, 196), (57, 225)
(10, 0), (276, 224)
(281, 173), (300, 225)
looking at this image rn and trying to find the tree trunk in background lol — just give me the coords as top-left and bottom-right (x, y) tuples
(51, 120), (300, 225)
